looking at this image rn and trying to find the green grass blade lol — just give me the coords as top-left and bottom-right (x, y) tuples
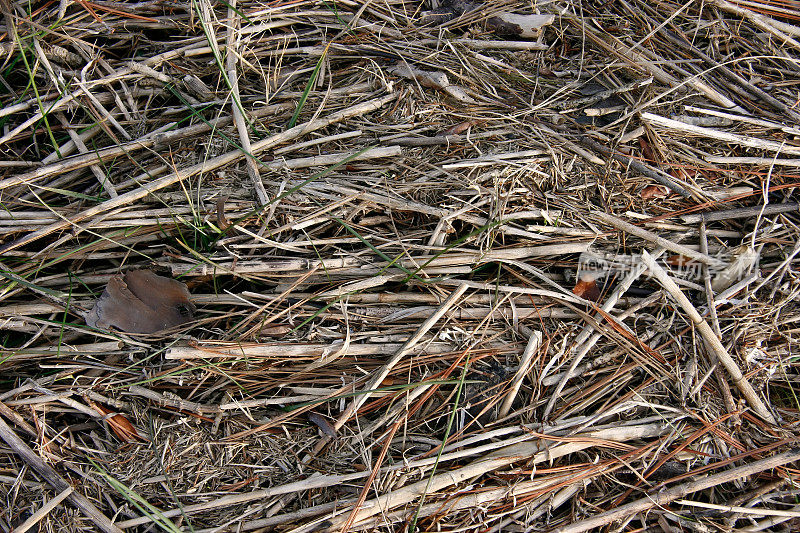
(287, 44), (329, 129)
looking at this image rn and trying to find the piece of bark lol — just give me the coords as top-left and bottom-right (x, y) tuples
(85, 270), (195, 333)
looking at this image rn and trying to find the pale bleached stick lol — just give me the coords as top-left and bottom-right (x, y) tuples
(700, 222), (740, 424)
(127, 385), (221, 415)
(553, 448), (800, 533)
(115, 470), (378, 529)
(541, 248), (666, 420)
(348, 475), (581, 532)
(12, 486), (73, 533)
(706, 156), (800, 167)
(497, 331), (542, 419)
(226, 0), (268, 205)
(643, 112), (800, 156)
(674, 499), (800, 518)
(641, 251), (776, 424)
(308, 423), (669, 533)
(2, 101), (294, 192)
(113, 415), (661, 529)
(166, 242), (590, 277)
(710, 0), (800, 52)
(296, 284), (469, 471)
(597, 212), (724, 267)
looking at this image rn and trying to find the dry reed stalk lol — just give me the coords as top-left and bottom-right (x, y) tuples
(641, 251), (776, 424)
(554, 448), (800, 533)
(11, 486), (74, 533)
(2, 0), (799, 530)
(312, 422), (671, 532)
(0, 93), (397, 254)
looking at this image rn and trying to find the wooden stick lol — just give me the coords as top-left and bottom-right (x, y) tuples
(127, 385), (221, 414)
(641, 251), (776, 424)
(675, 499), (800, 518)
(705, 157), (800, 167)
(643, 112), (800, 156)
(700, 222), (740, 425)
(681, 202), (800, 224)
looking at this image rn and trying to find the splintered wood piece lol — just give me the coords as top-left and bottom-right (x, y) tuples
(85, 270), (195, 334)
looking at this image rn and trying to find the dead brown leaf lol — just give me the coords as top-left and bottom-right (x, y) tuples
(85, 270), (196, 334)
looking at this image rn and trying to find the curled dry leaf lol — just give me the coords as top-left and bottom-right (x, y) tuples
(422, 2), (555, 40)
(640, 184), (670, 200)
(665, 255), (698, 267)
(216, 195), (231, 229)
(91, 402), (143, 443)
(308, 412), (337, 438)
(85, 270), (196, 334)
(439, 119), (480, 136)
(219, 476), (259, 492)
(712, 245), (759, 293)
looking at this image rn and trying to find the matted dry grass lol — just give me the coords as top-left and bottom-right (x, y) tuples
(2, 0), (800, 531)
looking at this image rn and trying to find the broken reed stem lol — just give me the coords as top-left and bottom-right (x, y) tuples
(498, 330), (542, 419)
(115, 470), (375, 528)
(579, 135), (692, 197)
(643, 112), (800, 155)
(226, 0), (268, 205)
(541, 247), (666, 420)
(13, 486), (74, 533)
(553, 447), (800, 533)
(128, 385), (221, 414)
(641, 251), (776, 424)
(315, 423), (669, 532)
(700, 221), (740, 424)
(681, 202), (800, 224)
